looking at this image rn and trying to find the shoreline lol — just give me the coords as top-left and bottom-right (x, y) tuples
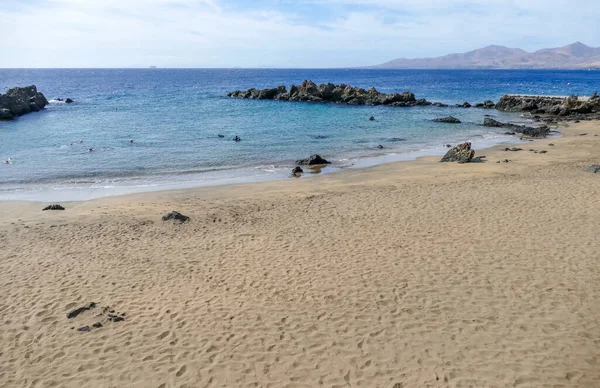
(1, 120), (599, 387)
(0, 119), (542, 203)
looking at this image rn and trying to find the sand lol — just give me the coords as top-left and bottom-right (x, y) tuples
(1, 121), (600, 388)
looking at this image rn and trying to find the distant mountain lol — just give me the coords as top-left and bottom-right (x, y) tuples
(372, 42), (600, 69)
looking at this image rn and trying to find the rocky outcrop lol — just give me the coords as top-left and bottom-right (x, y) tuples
(0, 85), (48, 120)
(162, 211), (190, 222)
(456, 102), (471, 108)
(440, 142), (475, 163)
(43, 204), (65, 211)
(432, 116), (461, 123)
(475, 100), (496, 109)
(229, 81), (438, 107)
(496, 94), (600, 117)
(295, 154), (331, 166)
(483, 118), (550, 138)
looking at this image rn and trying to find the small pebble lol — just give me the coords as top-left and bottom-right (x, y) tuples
(92, 322), (103, 328)
(77, 326), (90, 332)
(549, 143), (554, 146)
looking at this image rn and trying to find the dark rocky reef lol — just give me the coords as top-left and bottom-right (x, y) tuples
(496, 94), (600, 118)
(440, 142), (475, 163)
(0, 85), (48, 120)
(432, 116), (461, 123)
(483, 118), (550, 138)
(228, 80), (436, 107)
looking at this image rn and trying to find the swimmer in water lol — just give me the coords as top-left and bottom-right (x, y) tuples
(88, 148), (94, 152)
(129, 139), (134, 144)
(234, 135), (241, 142)
(4, 158), (12, 164)
(78, 140), (83, 144)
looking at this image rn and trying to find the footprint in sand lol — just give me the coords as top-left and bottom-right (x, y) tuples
(176, 365), (187, 377)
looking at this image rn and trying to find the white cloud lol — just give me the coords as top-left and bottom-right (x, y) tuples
(1, 0), (599, 67)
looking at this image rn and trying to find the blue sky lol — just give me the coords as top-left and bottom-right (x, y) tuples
(1, 0), (599, 68)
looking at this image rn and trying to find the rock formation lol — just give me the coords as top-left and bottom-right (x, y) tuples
(229, 80), (437, 107)
(162, 211), (190, 222)
(483, 118), (550, 138)
(432, 116), (461, 123)
(295, 154), (331, 166)
(440, 142), (475, 163)
(496, 94), (600, 117)
(475, 100), (496, 109)
(0, 85), (48, 120)
(42, 204), (65, 211)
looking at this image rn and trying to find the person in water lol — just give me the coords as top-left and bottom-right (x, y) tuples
(88, 148), (94, 152)
(4, 158), (11, 164)
(234, 136), (241, 142)
(129, 139), (134, 144)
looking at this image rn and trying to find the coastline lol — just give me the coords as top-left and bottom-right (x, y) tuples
(0, 118), (538, 202)
(1, 120), (599, 387)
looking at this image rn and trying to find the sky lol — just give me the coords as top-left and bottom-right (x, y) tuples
(1, 0), (599, 68)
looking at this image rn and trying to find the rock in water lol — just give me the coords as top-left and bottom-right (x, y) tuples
(65, 98), (74, 103)
(42, 204), (65, 211)
(228, 81), (433, 107)
(162, 211), (190, 222)
(0, 108), (13, 120)
(369, 116), (375, 121)
(586, 164), (600, 173)
(0, 85), (48, 119)
(295, 154), (331, 166)
(66, 302), (97, 319)
(440, 142), (475, 163)
(432, 116), (461, 124)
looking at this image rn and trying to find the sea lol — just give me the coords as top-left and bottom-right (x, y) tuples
(1, 69), (598, 201)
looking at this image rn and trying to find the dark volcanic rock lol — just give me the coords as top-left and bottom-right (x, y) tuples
(440, 142), (475, 163)
(0, 85), (48, 119)
(475, 100), (496, 109)
(455, 102), (471, 108)
(92, 322), (103, 328)
(432, 116), (461, 124)
(77, 326), (91, 332)
(0, 108), (13, 120)
(162, 211), (190, 222)
(67, 302), (97, 319)
(228, 80), (429, 107)
(65, 98), (74, 103)
(496, 94), (600, 119)
(587, 164), (600, 173)
(483, 118), (550, 138)
(42, 204), (65, 211)
(295, 154), (331, 166)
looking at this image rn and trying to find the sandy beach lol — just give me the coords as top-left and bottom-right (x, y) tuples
(1, 121), (599, 388)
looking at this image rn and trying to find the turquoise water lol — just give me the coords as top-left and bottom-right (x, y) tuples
(1, 69), (598, 201)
